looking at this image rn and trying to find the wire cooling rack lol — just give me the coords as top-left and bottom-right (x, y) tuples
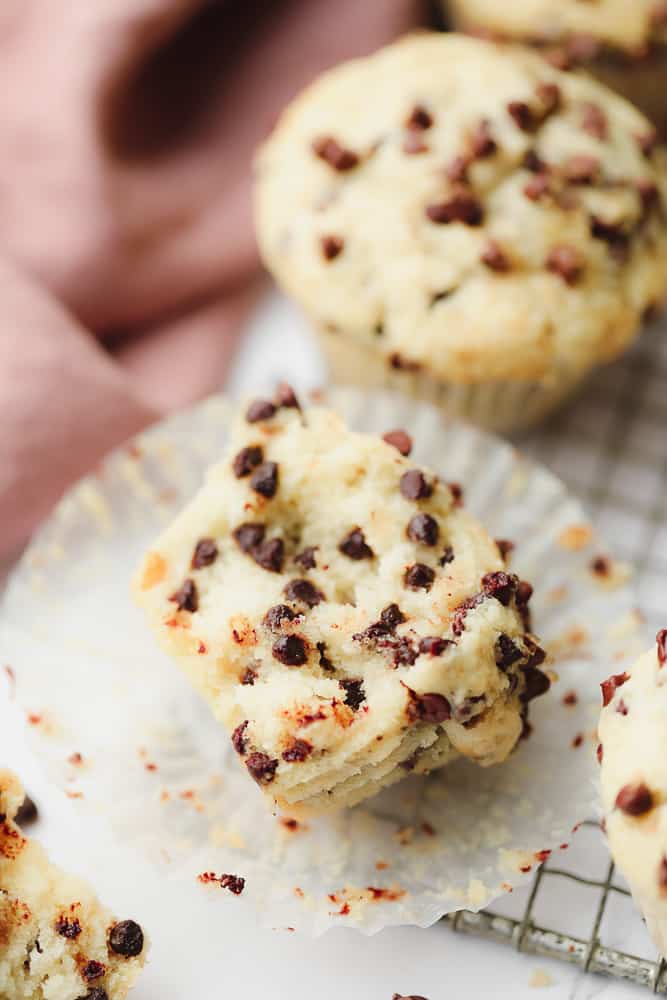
(443, 316), (667, 991)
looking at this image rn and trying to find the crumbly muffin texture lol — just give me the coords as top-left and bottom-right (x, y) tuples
(0, 771), (146, 1000)
(134, 387), (549, 812)
(255, 34), (667, 388)
(599, 632), (667, 956)
(447, 1), (667, 57)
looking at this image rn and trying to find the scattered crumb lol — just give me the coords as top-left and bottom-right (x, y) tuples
(561, 691), (577, 707)
(571, 733), (584, 749)
(529, 968), (554, 988)
(557, 524), (592, 551)
(589, 556), (631, 590)
(376, 861), (390, 871)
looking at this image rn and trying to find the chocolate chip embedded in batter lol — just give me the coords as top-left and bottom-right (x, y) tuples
(389, 351), (421, 371)
(233, 522), (265, 553)
(392, 638), (418, 667)
(507, 101), (535, 132)
(523, 173), (550, 201)
(495, 633), (523, 670)
(521, 666), (551, 702)
(294, 546), (317, 570)
(382, 429), (413, 456)
(246, 399), (277, 423)
(240, 666), (257, 686)
(381, 603), (406, 629)
(615, 782), (654, 817)
(245, 752), (279, 785)
(284, 579), (325, 608)
(601, 671), (629, 707)
(282, 739), (313, 762)
(312, 135), (359, 171)
(231, 720), (249, 756)
(55, 916), (82, 939)
(637, 178), (659, 212)
(275, 382), (300, 409)
(563, 154), (599, 185)
(448, 483), (464, 506)
(339, 678), (366, 710)
(108, 920), (144, 958)
(581, 102), (608, 140)
(169, 578), (198, 613)
(523, 149), (547, 173)
(13, 794), (38, 826)
(191, 537), (218, 568)
(253, 537), (285, 573)
(418, 637), (453, 656)
(407, 513), (439, 546)
(317, 641), (335, 671)
(637, 128), (658, 157)
(399, 469), (432, 501)
(76, 990), (108, 1000)
(546, 245), (584, 286)
(406, 688), (451, 724)
(446, 155), (470, 183)
(481, 571), (518, 606)
(232, 446), (264, 479)
(405, 105), (433, 130)
(338, 528), (374, 560)
(439, 546), (455, 566)
(272, 635), (309, 666)
(496, 539), (515, 562)
(82, 961), (106, 982)
(451, 593), (483, 636)
(250, 461), (279, 499)
(263, 604), (297, 630)
(481, 241), (510, 272)
(657, 629), (667, 665)
(426, 188), (483, 226)
(469, 119), (497, 159)
(321, 234), (345, 261)
(404, 563), (435, 591)
(536, 82), (561, 114)
(659, 856), (667, 892)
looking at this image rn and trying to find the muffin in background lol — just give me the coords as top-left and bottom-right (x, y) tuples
(446, 0), (667, 133)
(255, 34), (667, 433)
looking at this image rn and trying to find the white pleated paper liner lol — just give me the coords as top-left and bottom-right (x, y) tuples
(0, 386), (646, 936)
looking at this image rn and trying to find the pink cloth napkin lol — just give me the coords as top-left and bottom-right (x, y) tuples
(0, 0), (421, 558)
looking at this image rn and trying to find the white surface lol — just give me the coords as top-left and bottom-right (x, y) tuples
(0, 293), (651, 999)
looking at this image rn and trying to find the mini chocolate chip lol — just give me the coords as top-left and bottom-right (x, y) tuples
(419, 637), (453, 656)
(448, 482), (464, 506)
(615, 782), (654, 816)
(481, 571), (518, 606)
(496, 539), (515, 562)
(250, 461), (278, 499)
(392, 993), (429, 999)
(253, 537), (285, 573)
(233, 522), (265, 553)
(637, 178), (659, 211)
(392, 638), (418, 667)
(275, 382), (300, 409)
(381, 603), (406, 629)
(404, 563), (435, 591)
(481, 241), (510, 272)
(407, 513), (439, 546)
(563, 154), (599, 185)
(581, 102), (608, 140)
(109, 920), (144, 958)
(657, 629), (667, 665)
(439, 546), (454, 566)
(523, 174), (550, 201)
(339, 528), (373, 560)
(616, 699), (628, 716)
(382, 429), (413, 456)
(218, 874), (245, 895)
(321, 234), (344, 260)
(446, 155), (470, 183)
(282, 739), (313, 762)
(231, 720), (248, 756)
(405, 105), (433, 130)
(426, 188), (483, 226)
(246, 399), (276, 423)
(638, 129), (659, 157)
(284, 579), (325, 608)
(523, 149), (547, 173)
(245, 752), (279, 785)
(601, 671), (629, 707)
(294, 546), (317, 570)
(521, 666), (551, 702)
(82, 961), (105, 982)
(191, 537), (218, 569)
(264, 604), (297, 630)
(515, 580), (533, 608)
(232, 446), (263, 479)
(389, 351), (421, 371)
(451, 593), (483, 636)
(312, 135), (359, 171)
(536, 82), (561, 114)
(339, 678), (366, 710)
(240, 667), (257, 686)
(317, 641), (335, 671)
(354, 603), (406, 642)
(590, 216), (629, 256)
(77, 991), (108, 1000)
(399, 469), (432, 501)
(169, 578), (198, 613)
(507, 101), (535, 132)
(272, 635), (308, 666)
(597, 743), (603, 763)
(406, 689), (451, 724)
(546, 245), (584, 286)
(495, 634), (523, 670)
(14, 794), (38, 826)
(469, 119), (497, 159)
(55, 917), (82, 939)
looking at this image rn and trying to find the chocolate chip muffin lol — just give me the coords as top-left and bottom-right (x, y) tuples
(134, 386), (549, 813)
(0, 770), (146, 999)
(447, 0), (667, 133)
(254, 34), (667, 433)
(599, 631), (667, 957)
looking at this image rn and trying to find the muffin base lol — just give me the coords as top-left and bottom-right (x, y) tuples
(317, 327), (586, 434)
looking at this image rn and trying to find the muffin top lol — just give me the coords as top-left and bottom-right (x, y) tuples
(599, 633), (667, 914)
(448, 1), (667, 57)
(134, 386), (549, 811)
(255, 34), (667, 385)
(0, 770), (146, 1000)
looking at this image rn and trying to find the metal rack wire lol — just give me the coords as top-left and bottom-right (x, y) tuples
(442, 319), (667, 992)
